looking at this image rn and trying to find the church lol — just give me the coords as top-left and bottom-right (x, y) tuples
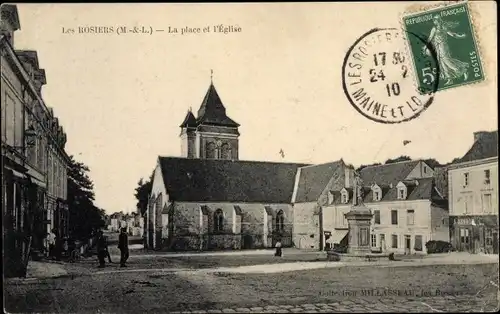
(145, 81), (309, 251)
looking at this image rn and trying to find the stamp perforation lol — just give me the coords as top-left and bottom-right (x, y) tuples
(400, 1), (487, 93)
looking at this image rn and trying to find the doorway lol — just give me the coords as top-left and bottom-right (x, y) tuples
(405, 235), (411, 255)
(459, 227), (471, 252)
(380, 234), (385, 252)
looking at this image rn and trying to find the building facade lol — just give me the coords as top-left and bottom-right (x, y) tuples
(146, 82), (306, 251)
(322, 160), (449, 254)
(448, 131), (498, 254)
(1, 4), (70, 276)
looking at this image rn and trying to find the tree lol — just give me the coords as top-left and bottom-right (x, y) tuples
(357, 163), (381, 172)
(384, 156), (412, 164)
(423, 158), (444, 169)
(67, 156), (106, 241)
(134, 171), (154, 216)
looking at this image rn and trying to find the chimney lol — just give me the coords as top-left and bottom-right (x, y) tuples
(16, 50), (47, 94)
(0, 5), (20, 46)
(473, 131), (489, 142)
(345, 167), (354, 188)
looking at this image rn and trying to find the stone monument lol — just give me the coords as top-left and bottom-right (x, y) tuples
(344, 171), (373, 255)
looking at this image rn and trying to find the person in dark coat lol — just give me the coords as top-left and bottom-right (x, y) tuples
(96, 230), (108, 268)
(118, 227), (129, 267)
(274, 238), (283, 257)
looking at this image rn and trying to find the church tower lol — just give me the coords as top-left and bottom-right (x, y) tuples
(180, 78), (240, 160)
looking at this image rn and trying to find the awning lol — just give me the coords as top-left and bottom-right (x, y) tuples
(327, 230), (348, 244)
(29, 176), (47, 189)
(5, 167), (27, 179)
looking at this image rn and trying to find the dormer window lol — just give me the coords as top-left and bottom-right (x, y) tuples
(396, 182), (407, 200)
(372, 184), (382, 202)
(340, 189), (349, 204)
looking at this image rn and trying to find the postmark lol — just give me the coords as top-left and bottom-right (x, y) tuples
(342, 28), (439, 124)
(402, 1), (484, 92)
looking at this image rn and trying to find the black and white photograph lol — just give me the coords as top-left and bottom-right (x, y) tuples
(1, 2), (498, 313)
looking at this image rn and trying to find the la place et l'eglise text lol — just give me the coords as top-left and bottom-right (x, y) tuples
(75, 24), (242, 35)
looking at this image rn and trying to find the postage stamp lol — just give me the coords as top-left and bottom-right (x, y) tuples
(342, 28), (439, 124)
(402, 1), (485, 93)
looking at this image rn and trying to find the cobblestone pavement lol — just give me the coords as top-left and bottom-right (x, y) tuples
(171, 296), (499, 313)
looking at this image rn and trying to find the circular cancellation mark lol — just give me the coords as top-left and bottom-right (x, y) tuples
(342, 28), (440, 124)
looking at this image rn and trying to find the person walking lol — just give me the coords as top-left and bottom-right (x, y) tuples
(96, 230), (109, 268)
(274, 238), (283, 257)
(47, 229), (56, 259)
(118, 227), (129, 267)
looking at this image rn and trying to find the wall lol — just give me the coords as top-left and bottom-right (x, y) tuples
(448, 160), (498, 216)
(169, 202), (292, 251)
(367, 200), (434, 254)
(430, 204), (450, 242)
(199, 133), (239, 160)
(292, 202), (320, 250)
(406, 161), (435, 179)
(1, 52), (24, 150)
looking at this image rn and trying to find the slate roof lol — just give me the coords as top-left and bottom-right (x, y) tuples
(195, 83), (240, 127)
(359, 160), (420, 186)
(459, 130), (498, 163)
(294, 160), (345, 203)
(179, 110), (197, 128)
(158, 157), (308, 203)
(330, 177), (444, 205)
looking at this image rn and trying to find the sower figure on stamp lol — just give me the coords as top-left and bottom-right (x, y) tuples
(118, 227), (129, 267)
(423, 15), (469, 86)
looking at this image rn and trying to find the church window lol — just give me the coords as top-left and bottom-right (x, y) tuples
(276, 210), (285, 232)
(206, 142), (216, 159)
(214, 209), (224, 232)
(220, 143), (231, 160)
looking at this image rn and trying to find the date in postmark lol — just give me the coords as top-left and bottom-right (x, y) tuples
(342, 28), (439, 124)
(402, 1), (484, 93)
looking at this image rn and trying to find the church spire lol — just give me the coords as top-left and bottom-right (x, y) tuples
(210, 69), (213, 84)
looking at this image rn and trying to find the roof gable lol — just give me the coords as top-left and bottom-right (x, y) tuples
(180, 110), (197, 128)
(196, 83), (239, 127)
(360, 160), (420, 186)
(159, 157), (308, 203)
(294, 160), (345, 203)
(459, 130), (498, 163)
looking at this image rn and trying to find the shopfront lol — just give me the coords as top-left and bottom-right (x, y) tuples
(450, 215), (499, 254)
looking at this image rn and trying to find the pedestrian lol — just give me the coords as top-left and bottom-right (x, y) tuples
(275, 238), (282, 257)
(118, 227), (129, 267)
(47, 229), (56, 259)
(96, 230), (108, 268)
(104, 234), (113, 263)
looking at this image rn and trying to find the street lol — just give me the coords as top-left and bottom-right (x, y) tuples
(4, 251), (499, 313)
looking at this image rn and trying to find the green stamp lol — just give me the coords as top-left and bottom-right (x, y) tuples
(403, 2), (484, 93)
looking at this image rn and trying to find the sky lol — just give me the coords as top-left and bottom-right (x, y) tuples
(13, 2), (497, 215)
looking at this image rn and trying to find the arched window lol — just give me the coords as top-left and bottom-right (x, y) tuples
(206, 142), (216, 159)
(220, 143), (231, 160)
(214, 209), (224, 232)
(276, 210), (285, 232)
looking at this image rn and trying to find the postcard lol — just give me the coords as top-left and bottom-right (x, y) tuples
(2, 2), (498, 313)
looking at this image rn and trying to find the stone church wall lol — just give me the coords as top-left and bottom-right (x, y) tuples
(166, 202), (293, 251)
